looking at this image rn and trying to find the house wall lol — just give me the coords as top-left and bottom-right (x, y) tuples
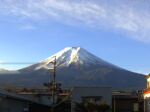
(144, 76), (150, 112)
(112, 97), (144, 112)
(147, 77), (150, 88)
(145, 98), (150, 112)
(0, 97), (28, 112)
(19, 94), (53, 105)
(71, 87), (112, 112)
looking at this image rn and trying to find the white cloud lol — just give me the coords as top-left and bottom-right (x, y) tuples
(0, 0), (150, 42)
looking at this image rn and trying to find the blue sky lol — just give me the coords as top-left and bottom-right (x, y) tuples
(0, 0), (150, 74)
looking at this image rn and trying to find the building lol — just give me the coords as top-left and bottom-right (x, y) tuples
(0, 89), (51, 112)
(112, 90), (144, 112)
(144, 73), (150, 112)
(0, 85), (145, 112)
(71, 87), (112, 112)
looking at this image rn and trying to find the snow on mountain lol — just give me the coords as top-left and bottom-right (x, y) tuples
(0, 47), (146, 89)
(35, 47), (119, 70)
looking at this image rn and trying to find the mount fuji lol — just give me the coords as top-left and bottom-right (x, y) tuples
(0, 47), (146, 90)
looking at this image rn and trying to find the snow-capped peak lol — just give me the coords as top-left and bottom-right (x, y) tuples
(44, 47), (81, 64)
(35, 47), (81, 69)
(43, 47), (72, 64)
(69, 47), (80, 64)
(35, 47), (118, 70)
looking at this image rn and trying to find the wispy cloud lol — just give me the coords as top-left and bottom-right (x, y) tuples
(0, 0), (150, 42)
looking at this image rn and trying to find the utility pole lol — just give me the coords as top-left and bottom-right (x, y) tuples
(50, 56), (57, 112)
(52, 56), (56, 105)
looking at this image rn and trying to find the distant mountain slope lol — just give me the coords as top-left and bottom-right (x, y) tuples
(0, 47), (146, 90)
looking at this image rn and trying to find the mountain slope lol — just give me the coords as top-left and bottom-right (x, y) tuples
(0, 47), (146, 90)
(21, 47), (120, 71)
